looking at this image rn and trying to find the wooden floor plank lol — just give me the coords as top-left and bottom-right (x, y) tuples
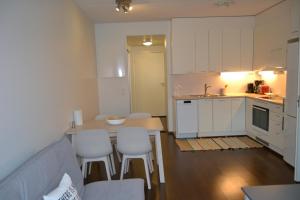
(206, 138), (222, 150)
(197, 138), (213, 150)
(222, 137), (240, 149)
(239, 136), (264, 148)
(175, 139), (193, 151)
(213, 138), (230, 149)
(187, 139), (203, 150)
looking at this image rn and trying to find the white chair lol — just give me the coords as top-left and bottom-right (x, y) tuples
(127, 112), (151, 119)
(73, 129), (116, 180)
(95, 114), (122, 163)
(117, 127), (153, 189)
(128, 112), (154, 163)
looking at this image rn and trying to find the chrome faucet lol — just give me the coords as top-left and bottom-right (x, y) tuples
(204, 83), (211, 96)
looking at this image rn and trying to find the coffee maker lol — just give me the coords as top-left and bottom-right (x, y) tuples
(254, 80), (264, 93)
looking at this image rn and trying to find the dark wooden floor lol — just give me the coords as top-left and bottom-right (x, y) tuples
(85, 118), (295, 200)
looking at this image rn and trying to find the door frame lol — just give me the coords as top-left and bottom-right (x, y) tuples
(127, 45), (168, 117)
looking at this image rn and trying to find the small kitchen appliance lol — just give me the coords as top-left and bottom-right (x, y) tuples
(246, 83), (254, 93)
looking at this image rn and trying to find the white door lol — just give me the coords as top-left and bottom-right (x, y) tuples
(130, 47), (166, 116)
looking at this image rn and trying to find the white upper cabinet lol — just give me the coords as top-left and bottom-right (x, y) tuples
(195, 28), (209, 72)
(253, 0), (291, 70)
(171, 20), (195, 74)
(241, 28), (254, 71)
(222, 28), (241, 71)
(290, 0), (300, 35)
(171, 17), (254, 74)
(209, 29), (222, 72)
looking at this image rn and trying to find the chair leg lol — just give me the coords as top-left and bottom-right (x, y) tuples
(120, 156), (126, 180)
(142, 155), (151, 190)
(148, 153), (154, 173)
(109, 153), (116, 175)
(114, 144), (121, 163)
(125, 159), (130, 174)
(103, 157), (111, 180)
(81, 161), (87, 178)
(88, 162), (92, 175)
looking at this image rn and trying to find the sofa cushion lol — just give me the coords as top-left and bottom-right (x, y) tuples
(83, 179), (144, 200)
(43, 173), (81, 200)
(0, 137), (84, 200)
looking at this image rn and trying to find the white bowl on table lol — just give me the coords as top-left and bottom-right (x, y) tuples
(105, 116), (126, 125)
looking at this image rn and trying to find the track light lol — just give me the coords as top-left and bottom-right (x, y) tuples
(115, 0), (132, 13)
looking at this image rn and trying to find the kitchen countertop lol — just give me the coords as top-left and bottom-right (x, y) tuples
(242, 184), (300, 200)
(173, 93), (284, 105)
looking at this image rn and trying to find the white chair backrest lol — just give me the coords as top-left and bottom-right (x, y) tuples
(73, 129), (112, 158)
(95, 114), (106, 120)
(117, 127), (151, 155)
(127, 113), (151, 119)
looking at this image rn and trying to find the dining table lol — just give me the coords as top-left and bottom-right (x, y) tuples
(65, 117), (165, 183)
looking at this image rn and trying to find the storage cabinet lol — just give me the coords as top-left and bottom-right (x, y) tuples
(171, 17), (254, 74)
(253, 0), (290, 70)
(222, 29), (241, 71)
(171, 20), (195, 74)
(231, 98), (246, 131)
(198, 99), (213, 134)
(209, 29), (222, 72)
(213, 99), (232, 132)
(195, 28), (209, 72)
(290, 0), (300, 35)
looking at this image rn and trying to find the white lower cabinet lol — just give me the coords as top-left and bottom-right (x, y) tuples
(198, 97), (245, 137)
(213, 99), (232, 132)
(231, 98), (246, 131)
(198, 99), (213, 134)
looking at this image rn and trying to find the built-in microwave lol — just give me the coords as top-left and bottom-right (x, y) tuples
(252, 105), (269, 132)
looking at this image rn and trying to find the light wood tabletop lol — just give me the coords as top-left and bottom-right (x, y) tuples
(65, 117), (164, 134)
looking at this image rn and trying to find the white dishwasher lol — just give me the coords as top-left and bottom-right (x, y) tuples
(175, 100), (198, 138)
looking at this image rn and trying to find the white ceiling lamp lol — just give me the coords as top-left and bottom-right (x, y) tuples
(115, 0), (132, 13)
(214, 0), (235, 7)
(143, 36), (152, 46)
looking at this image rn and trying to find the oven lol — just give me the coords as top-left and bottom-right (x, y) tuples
(252, 105), (269, 132)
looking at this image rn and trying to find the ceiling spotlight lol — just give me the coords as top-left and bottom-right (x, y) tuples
(143, 36), (152, 46)
(214, 0), (235, 7)
(115, 0), (132, 13)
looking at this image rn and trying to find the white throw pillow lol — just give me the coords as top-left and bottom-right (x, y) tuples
(43, 173), (81, 200)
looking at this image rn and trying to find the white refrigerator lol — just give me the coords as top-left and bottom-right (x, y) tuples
(284, 38), (300, 181)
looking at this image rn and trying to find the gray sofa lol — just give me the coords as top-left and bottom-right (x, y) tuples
(0, 136), (144, 200)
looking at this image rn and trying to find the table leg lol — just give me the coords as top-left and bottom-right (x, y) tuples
(154, 131), (165, 183)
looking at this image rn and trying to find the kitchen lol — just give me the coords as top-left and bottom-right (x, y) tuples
(172, 0), (300, 180)
(91, 0), (300, 198)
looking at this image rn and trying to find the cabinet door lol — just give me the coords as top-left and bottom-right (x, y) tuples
(195, 29), (209, 72)
(222, 28), (241, 71)
(245, 98), (253, 133)
(291, 0), (300, 34)
(213, 99), (231, 132)
(172, 21), (195, 74)
(241, 28), (253, 71)
(209, 29), (222, 72)
(231, 98), (246, 132)
(198, 99), (213, 135)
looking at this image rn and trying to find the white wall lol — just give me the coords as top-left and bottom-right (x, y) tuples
(0, 0), (98, 180)
(94, 21), (173, 129)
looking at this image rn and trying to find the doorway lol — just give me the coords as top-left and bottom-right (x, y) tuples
(127, 35), (167, 117)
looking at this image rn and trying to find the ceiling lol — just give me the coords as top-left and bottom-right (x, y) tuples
(127, 35), (166, 47)
(74, 0), (284, 23)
